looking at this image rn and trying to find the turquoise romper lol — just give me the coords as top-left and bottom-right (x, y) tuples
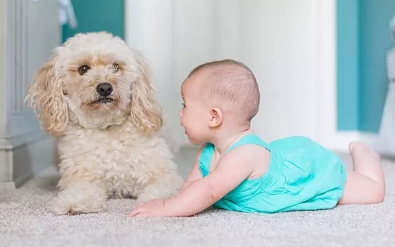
(199, 134), (347, 214)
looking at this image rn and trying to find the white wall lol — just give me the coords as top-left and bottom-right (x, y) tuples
(0, 0), (59, 190)
(125, 0), (347, 151)
(125, 0), (183, 148)
(238, 0), (319, 143)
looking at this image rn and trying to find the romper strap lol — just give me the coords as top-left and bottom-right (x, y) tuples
(198, 143), (215, 177)
(226, 134), (269, 154)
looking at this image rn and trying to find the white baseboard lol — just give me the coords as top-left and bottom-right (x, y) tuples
(0, 181), (17, 192)
(320, 131), (359, 152)
(0, 130), (56, 191)
(359, 132), (395, 157)
(359, 133), (381, 150)
(321, 131), (392, 155)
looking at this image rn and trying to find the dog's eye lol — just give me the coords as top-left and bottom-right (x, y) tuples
(112, 63), (120, 72)
(78, 65), (91, 75)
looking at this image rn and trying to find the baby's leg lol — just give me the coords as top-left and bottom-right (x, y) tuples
(338, 141), (385, 205)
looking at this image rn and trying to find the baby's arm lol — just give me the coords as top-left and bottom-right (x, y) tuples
(164, 145), (256, 217)
(179, 145), (204, 191)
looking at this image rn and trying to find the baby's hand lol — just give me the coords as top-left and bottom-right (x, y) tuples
(128, 199), (169, 218)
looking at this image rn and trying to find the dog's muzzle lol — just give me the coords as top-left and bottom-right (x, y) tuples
(97, 97), (114, 104)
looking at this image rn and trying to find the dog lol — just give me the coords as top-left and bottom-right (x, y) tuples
(25, 32), (184, 215)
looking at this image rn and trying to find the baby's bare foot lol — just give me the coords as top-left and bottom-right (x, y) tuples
(340, 141), (385, 205)
(349, 141), (381, 161)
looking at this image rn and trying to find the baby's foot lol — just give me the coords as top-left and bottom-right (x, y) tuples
(349, 141), (381, 162)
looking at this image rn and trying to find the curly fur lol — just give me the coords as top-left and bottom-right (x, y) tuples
(25, 32), (184, 215)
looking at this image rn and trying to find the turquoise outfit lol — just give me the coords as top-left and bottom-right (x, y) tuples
(199, 134), (347, 214)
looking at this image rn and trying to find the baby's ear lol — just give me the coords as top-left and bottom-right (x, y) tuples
(208, 107), (223, 128)
(25, 55), (69, 136)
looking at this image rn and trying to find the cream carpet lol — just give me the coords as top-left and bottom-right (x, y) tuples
(1, 149), (395, 247)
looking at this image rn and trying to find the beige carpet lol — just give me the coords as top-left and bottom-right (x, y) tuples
(1, 149), (395, 247)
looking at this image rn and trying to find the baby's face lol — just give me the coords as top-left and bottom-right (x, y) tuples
(179, 78), (210, 145)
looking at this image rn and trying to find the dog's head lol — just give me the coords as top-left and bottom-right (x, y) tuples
(26, 32), (163, 136)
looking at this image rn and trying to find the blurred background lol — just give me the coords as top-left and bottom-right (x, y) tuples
(1, 0), (395, 190)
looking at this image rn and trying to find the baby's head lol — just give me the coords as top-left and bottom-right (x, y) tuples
(179, 59), (260, 145)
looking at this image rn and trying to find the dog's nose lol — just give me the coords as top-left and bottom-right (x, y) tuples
(96, 82), (113, 97)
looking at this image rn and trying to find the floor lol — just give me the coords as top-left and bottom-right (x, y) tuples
(1, 148), (395, 247)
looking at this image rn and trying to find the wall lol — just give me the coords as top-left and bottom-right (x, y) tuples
(62, 0), (395, 153)
(359, 0), (395, 132)
(125, 0), (182, 149)
(62, 0), (124, 42)
(7, 0), (392, 190)
(124, 0), (337, 149)
(337, 0), (395, 132)
(125, 0), (240, 148)
(238, 0), (320, 143)
(0, 0), (8, 190)
(0, 0), (59, 190)
(336, 0), (360, 131)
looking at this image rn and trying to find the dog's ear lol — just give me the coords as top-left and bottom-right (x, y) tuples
(130, 52), (163, 134)
(25, 55), (68, 136)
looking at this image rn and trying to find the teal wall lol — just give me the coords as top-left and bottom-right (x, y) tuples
(62, 0), (124, 43)
(336, 0), (360, 131)
(337, 0), (395, 133)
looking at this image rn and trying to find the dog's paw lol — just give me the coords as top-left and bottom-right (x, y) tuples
(48, 196), (107, 215)
(48, 182), (108, 215)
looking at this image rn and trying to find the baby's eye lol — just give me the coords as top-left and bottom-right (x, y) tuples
(182, 102), (186, 108)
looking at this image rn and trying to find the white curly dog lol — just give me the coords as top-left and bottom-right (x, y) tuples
(26, 32), (184, 215)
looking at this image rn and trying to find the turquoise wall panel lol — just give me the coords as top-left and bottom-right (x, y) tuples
(336, 0), (395, 132)
(359, 0), (395, 132)
(62, 0), (124, 43)
(336, 0), (360, 131)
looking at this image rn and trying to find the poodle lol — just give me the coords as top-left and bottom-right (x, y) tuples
(25, 32), (184, 215)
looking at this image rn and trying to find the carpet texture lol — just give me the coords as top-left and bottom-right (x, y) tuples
(1, 149), (394, 247)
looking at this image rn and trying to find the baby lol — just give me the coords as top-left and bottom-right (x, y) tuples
(128, 59), (385, 217)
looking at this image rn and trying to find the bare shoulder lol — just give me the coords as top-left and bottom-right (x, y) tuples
(226, 143), (269, 159)
(220, 144), (270, 179)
